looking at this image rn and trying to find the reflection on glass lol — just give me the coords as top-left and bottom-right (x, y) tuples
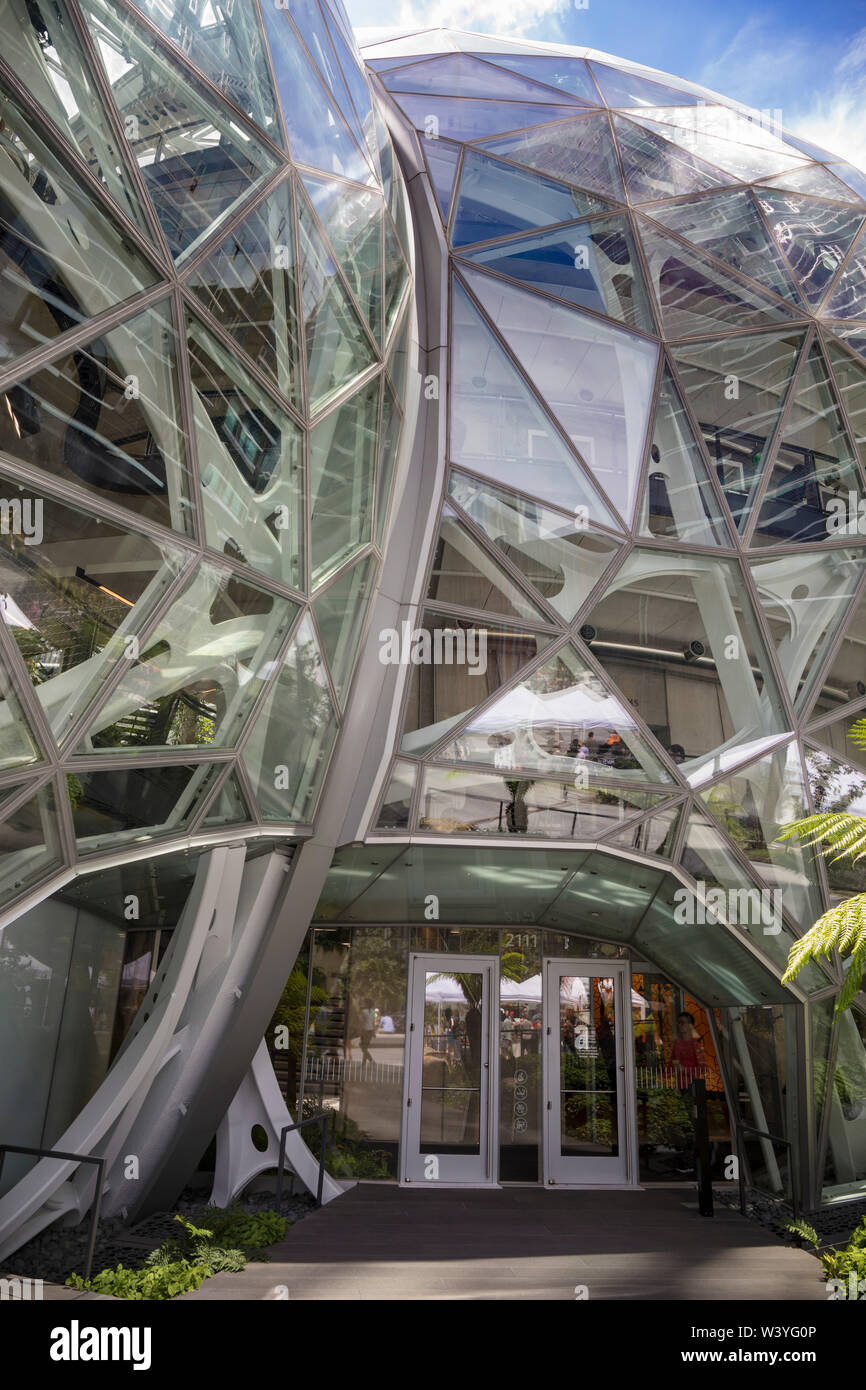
(376, 760), (417, 830)
(481, 54), (598, 103)
(439, 641), (672, 784)
(0, 304), (191, 533)
(81, 0), (279, 260)
(804, 748), (866, 896)
(481, 112), (625, 201)
(450, 281), (620, 525)
(0, 76), (159, 370)
(310, 378), (378, 584)
(751, 549), (866, 711)
(638, 368), (732, 544)
(186, 178), (302, 404)
(0, 783), (62, 905)
(78, 565), (297, 752)
(463, 214), (655, 334)
(755, 189), (864, 308)
(559, 973), (618, 1156)
(670, 331), (804, 531)
(299, 194), (378, 415)
(648, 190), (800, 305)
(420, 971), (483, 1155)
(822, 1007), (866, 1201)
(68, 762), (207, 853)
(452, 149), (607, 247)
(419, 765), (665, 838)
(386, 53), (579, 102)
(392, 94), (588, 144)
(753, 343), (865, 547)
(448, 470), (621, 621)
(0, 483), (186, 740)
(242, 614), (338, 822)
(585, 549), (787, 783)
(127, 0), (282, 142)
(627, 109), (810, 182)
(716, 1003), (792, 1200)
(399, 608), (551, 756)
(313, 553), (377, 706)
(612, 114), (724, 203)
(303, 174), (384, 344)
(806, 593), (866, 723)
(428, 504), (550, 620)
(377, 379), (403, 545)
(499, 935), (542, 1180)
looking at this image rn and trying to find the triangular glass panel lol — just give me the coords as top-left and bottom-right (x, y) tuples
(670, 330), (805, 531)
(389, 155), (412, 262)
(462, 213), (656, 333)
(448, 469), (622, 622)
(69, 762), (206, 853)
(310, 376), (379, 585)
(202, 771), (253, 828)
(424, 138), (462, 224)
(385, 54), (579, 104)
(463, 267), (659, 521)
(185, 311), (305, 589)
(427, 504), (552, 622)
(826, 340), (866, 469)
(804, 590), (866, 724)
(753, 341), (866, 547)
(754, 190), (865, 310)
(449, 278), (622, 527)
(823, 228), (866, 320)
(0, 76), (159, 371)
(830, 322), (866, 366)
(762, 164), (864, 205)
(751, 548), (866, 711)
(0, 473), (187, 738)
(600, 800), (681, 856)
(75, 565), (299, 752)
(6, 0), (153, 234)
(634, 106), (799, 156)
(377, 377), (402, 545)
(699, 741), (824, 935)
(451, 148), (609, 247)
(242, 613), (338, 822)
(0, 301), (193, 535)
(808, 710), (866, 772)
(259, 1), (375, 187)
(291, 2), (376, 169)
(584, 548), (789, 786)
(611, 114), (728, 203)
(637, 366), (733, 544)
(399, 608), (554, 757)
(636, 218), (798, 338)
(438, 642), (673, 784)
(298, 192), (378, 414)
(481, 112), (625, 202)
(376, 759), (417, 831)
(81, 0), (280, 261)
(185, 176), (302, 404)
(127, 0), (283, 146)
(680, 810), (828, 988)
(0, 782), (63, 905)
(389, 94), (590, 143)
(626, 110), (810, 182)
(302, 173), (384, 346)
(826, 163), (866, 203)
(648, 190), (802, 306)
(321, 2), (382, 169)
(419, 766), (668, 840)
(312, 552), (378, 708)
(0, 661), (43, 770)
(806, 746), (866, 892)
(472, 54), (599, 105)
(0, 781), (30, 818)
(363, 31), (459, 60)
(589, 62), (700, 110)
(383, 214), (410, 343)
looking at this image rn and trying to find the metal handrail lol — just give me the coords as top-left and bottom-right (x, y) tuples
(274, 1110), (332, 1211)
(0, 1145), (106, 1284)
(735, 1122), (797, 1221)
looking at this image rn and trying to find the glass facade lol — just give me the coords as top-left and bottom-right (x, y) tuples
(0, 8), (865, 1252)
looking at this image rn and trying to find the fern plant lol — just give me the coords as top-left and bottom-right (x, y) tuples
(777, 717), (866, 1015)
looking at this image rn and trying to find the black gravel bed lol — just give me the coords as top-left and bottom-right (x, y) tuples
(716, 1187), (866, 1253)
(0, 1184), (315, 1286)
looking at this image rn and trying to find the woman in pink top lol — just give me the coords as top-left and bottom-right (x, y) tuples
(670, 1011), (706, 1088)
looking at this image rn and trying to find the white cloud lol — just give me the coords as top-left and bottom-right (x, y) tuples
(359, 0), (571, 40)
(787, 26), (866, 173)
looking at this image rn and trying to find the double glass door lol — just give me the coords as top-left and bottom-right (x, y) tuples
(402, 954), (633, 1186)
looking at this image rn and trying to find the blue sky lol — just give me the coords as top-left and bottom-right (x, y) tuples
(345, 0), (866, 168)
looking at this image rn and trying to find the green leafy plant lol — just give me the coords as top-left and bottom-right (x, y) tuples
(65, 1205), (288, 1300)
(784, 1216), (866, 1296)
(777, 717), (866, 1015)
(783, 1219), (820, 1248)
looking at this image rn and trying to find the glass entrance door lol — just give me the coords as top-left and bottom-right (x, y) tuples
(402, 954), (497, 1184)
(543, 960), (632, 1185)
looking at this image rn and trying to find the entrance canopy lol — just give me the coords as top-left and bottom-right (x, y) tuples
(315, 843), (811, 1007)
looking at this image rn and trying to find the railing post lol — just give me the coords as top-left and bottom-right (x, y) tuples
(83, 1159), (106, 1285)
(691, 1078), (713, 1217)
(316, 1113), (327, 1208)
(275, 1124), (288, 1210)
